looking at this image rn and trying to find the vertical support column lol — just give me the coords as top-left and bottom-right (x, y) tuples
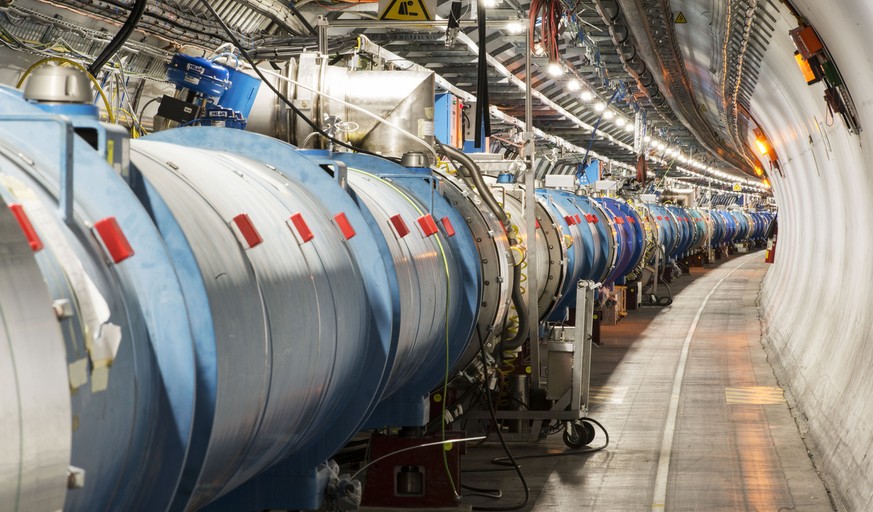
(523, 27), (540, 389)
(633, 110), (647, 156)
(316, 16), (329, 57)
(572, 281), (595, 414)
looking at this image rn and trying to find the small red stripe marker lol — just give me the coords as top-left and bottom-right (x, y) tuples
(564, 215), (575, 226)
(232, 213), (263, 248)
(535, 219), (541, 229)
(93, 217), (134, 263)
(440, 217), (456, 237)
(628, 217), (636, 224)
(389, 214), (410, 238)
(288, 213), (314, 244)
(615, 217), (625, 225)
(8, 203), (43, 252)
(574, 214), (582, 224)
(417, 214), (439, 237)
(334, 212), (356, 240)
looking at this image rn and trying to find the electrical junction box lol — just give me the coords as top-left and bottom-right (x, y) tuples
(433, 92), (489, 153)
(595, 180), (618, 191)
(433, 93), (463, 148)
(790, 26), (823, 59)
(544, 174), (577, 189)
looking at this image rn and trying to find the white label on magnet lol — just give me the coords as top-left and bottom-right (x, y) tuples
(418, 119), (435, 138)
(69, 358), (88, 390)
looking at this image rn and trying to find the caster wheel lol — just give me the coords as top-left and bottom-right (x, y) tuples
(562, 421), (596, 449)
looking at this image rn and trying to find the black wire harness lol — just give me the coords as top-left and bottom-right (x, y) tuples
(88, 0), (146, 76)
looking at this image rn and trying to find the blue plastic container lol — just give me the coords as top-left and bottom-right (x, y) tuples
(167, 54), (231, 99)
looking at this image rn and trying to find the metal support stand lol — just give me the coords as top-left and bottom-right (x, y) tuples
(469, 281), (597, 443)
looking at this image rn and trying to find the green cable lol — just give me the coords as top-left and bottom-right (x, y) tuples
(351, 169), (459, 498)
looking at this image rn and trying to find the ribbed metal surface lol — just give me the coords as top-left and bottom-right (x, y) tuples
(646, 203), (679, 258)
(500, 191), (565, 320)
(437, 171), (513, 358)
(578, 197), (617, 284)
(0, 192), (70, 512)
(131, 140), (373, 508)
(347, 169), (449, 392)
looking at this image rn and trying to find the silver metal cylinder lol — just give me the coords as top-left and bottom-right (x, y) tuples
(499, 189), (565, 320)
(436, 169), (513, 354)
(131, 140), (373, 507)
(0, 194), (71, 512)
(346, 169), (452, 392)
(248, 56), (436, 161)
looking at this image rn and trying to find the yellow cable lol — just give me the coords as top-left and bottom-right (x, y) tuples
(351, 168), (459, 498)
(16, 57), (116, 124)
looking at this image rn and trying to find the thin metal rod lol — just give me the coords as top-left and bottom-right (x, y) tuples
(523, 26), (540, 389)
(325, 19), (523, 29)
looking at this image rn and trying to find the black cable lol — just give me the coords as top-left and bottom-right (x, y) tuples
(471, 326), (530, 512)
(137, 96), (161, 122)
(656, 277), (673, 306)
(490, 417), (610, 464)
(197, 0), (387, 159)
(285, 0), (317, 35)
(462, 483), (503, 495)
(493, 263), (529, 360)
(436, 141), (509, 227)
(462, 466), (517, 473)
(473, 0), (491, 149)
(462, 482), (503, 499)
(88, 0), (146, 76)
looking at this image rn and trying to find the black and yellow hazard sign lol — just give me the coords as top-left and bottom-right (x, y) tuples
(674, 11), (687, 24)
(379, 0), (433, 20)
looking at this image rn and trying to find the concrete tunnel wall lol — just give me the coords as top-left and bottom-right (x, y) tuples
(754, 1), (873, 509)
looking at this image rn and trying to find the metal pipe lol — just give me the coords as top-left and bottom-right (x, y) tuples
(494, 262), (529, 359)
(435, 142), (510, 228)
(524, 24), (540, 387)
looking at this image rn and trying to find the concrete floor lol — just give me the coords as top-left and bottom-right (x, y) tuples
(461, 253), (834, 512)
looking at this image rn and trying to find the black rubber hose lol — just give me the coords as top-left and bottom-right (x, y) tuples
(88, 0), (147, 76)
(435, 142), (509, 228)
(473, 326), (530, 511)
(494, 262), (530, 360)
(285, 1), (316, 35)
(473, 0), (491, 149)
(434, 143), (528, 358)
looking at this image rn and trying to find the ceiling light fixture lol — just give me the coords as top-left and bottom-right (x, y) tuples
(546, 62), (564, 77)
(505, 21), (524, 34)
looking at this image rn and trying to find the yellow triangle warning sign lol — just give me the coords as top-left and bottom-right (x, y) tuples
(379, 0), (432, 21)
(674, 11), (687, 24)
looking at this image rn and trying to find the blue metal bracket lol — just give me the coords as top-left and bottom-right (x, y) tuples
(0, 115), (74, 224)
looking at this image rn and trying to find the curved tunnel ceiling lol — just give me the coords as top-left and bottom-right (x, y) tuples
(611, 0), (780, 177)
